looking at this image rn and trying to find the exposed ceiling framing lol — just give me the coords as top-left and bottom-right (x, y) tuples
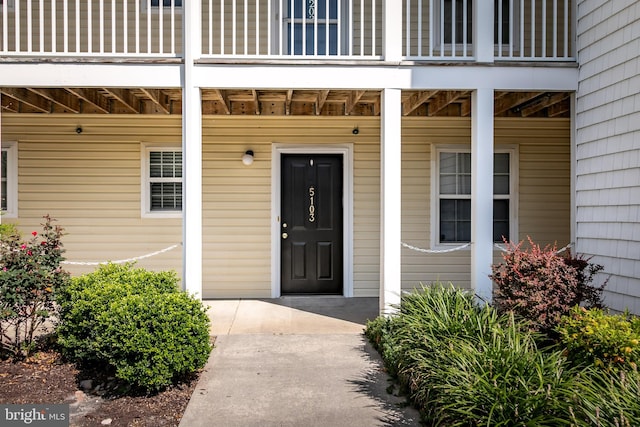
(0, 88), (571, 118)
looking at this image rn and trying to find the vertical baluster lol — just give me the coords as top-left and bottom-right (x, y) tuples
(450, 0), (455, 57)
(371, 0), (375, 56)
(530, 0), (534, 58)
(256, 0), (260, 55)
(158, 0), (163, 54)
(347, 0), (352, 55)
(27, 0), (32, 52)
(541, 0), (546, 58)
(63, 0), (68, 52)
(111, 0), (115, 53)
(2, 0), (7, 52)
(336, 0), (341, 55)
(76, 0), (80, 52)
(278, 0), (283, 55)
(552, 0), (556, 57)
(14, 0), (20, 51)
(39, 0), (44, 52)
(220, 0), (225, 55)
(520, 0), (524, 58)
(439, 0), (443, 57)
(231, 0), (236, 55)
(563, 0), (568, 57)
(359, 0), (363, 56)
(302, 0), (306, 55)
(208, 0), (212, 54)
(52, 0), (57, 53)
(134, 0), (139, 54)
(497, 0), (503, 57)
(462, 0), (466, 57)
(171, 0), (175, 54)
(417, 0), (423, 57)
(244, 0), (247, 55)
(146, 0), (151, 54)
(289, 0), (293, 55)
(429, 0), (433, 57)
(405, 0), (410, 57)
(122, 0), (127, 53)
(268, 0), (272, 55)
(88, 0), (93, 53)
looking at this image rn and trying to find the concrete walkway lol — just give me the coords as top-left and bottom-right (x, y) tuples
(179, 298), (422, 427)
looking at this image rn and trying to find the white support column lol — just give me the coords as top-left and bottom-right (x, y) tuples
(471, 88), (494, 303)
(380, 88), (402, 314)
(474, 0), (494, 62)
(182, 0), (203, 298)
(383, 0), (402, 62)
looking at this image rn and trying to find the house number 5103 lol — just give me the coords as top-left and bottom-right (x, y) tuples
(308, 186), (316, 223)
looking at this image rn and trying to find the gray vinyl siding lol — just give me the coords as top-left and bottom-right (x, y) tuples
(576, 0), (640, 312)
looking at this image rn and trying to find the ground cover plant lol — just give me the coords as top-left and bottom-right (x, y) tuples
(56, 262), (212, 392)
(365, 284), (640, 426)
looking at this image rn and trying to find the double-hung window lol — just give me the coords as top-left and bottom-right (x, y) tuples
(142, 145), (182, 218)
(434, 146), (516, 245)
(1, 142), (17, 218)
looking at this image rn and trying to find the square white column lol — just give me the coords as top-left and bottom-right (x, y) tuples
(384, 0), (403, 62)
(474, 0), (494, 62)
(471, 88), (494, 303)
(182, 0), (203, 298)
(380, 88), (402, 314)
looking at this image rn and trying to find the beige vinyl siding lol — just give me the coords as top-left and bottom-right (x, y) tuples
(200, 116), (381, 298)
(400, 117), (571, 291)
(0, 114), (183, 279)
(1, 113), (570, 298)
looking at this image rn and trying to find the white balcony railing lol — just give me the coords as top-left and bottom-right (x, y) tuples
(0, 0), (574, 61)
(0, 0), (182, 57)
(404, 0), (574, 61)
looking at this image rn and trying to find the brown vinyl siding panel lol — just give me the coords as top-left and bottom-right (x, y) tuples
(1, 114), (570, 298)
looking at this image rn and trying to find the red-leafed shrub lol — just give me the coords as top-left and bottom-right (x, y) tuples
(490, 237), (606, 335)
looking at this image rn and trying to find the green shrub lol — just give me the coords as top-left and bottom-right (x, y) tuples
(557, 306), (640, 371)
(0, 216), (70, 358)
(491, 237), (605, 335)
(96, 292), (211, 391)
(57, 263), (211, 391)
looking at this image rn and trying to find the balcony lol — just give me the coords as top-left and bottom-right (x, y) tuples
(0, 0), (574, 61)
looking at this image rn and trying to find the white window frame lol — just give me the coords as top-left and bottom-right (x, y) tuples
(1, 141), (18, 219)
(431, 144), (518, 248)
(433, 0), (520, 55)
(141, 143), (182, 219)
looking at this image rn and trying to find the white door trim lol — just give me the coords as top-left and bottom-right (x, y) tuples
(271, 144), (354, 298)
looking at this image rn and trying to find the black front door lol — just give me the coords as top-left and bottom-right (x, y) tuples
(281, 154), (343, 294)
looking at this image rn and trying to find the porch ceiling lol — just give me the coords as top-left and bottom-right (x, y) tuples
(0, 88), (570, 118)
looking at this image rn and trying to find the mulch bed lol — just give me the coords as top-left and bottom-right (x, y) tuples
(0, 349), (199, 427)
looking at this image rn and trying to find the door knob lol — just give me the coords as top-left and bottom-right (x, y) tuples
(282, 232), (288, 239)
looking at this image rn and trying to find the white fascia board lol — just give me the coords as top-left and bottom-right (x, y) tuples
(0, 63), (182, 87)
(193, 64), (578, 91)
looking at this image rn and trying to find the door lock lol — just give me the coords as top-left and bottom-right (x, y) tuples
(282, 232), (288, 239)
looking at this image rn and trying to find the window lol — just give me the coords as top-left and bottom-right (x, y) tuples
(150, 0), (182, 6)
(283, 0), (346, 55)
(434, 147), (516, 245)
(1, 142), (17, 218)
(142, 145), (182, 218)
(435, 0), (517, 47)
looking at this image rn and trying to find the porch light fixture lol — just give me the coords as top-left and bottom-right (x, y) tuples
(242, 150), (254, 166)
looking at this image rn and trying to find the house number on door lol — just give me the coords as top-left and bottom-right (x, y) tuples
(308, 186), (316, 223)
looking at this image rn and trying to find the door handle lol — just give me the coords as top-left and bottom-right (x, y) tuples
(282, 232), (288, 239)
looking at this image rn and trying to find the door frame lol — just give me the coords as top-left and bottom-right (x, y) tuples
(271, 143), (354, 298)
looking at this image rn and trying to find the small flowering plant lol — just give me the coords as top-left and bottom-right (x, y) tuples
(0, 215), (70, 358)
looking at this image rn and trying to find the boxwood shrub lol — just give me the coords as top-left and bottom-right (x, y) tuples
(57, 263), (211, 391)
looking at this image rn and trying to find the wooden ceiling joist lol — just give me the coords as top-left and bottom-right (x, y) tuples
(66, 88), (111, 114)
(0, 88), (570, 118)
(103, 88), (140, 114)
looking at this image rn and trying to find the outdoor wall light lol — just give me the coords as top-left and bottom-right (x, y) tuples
(242, 150), (254, 166)
(75, 126), (83, 134)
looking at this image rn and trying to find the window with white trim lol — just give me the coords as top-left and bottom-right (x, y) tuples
(142, 145), (182, 217)
(1, 142), (18, 218)
(434, 147), (516, 244)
